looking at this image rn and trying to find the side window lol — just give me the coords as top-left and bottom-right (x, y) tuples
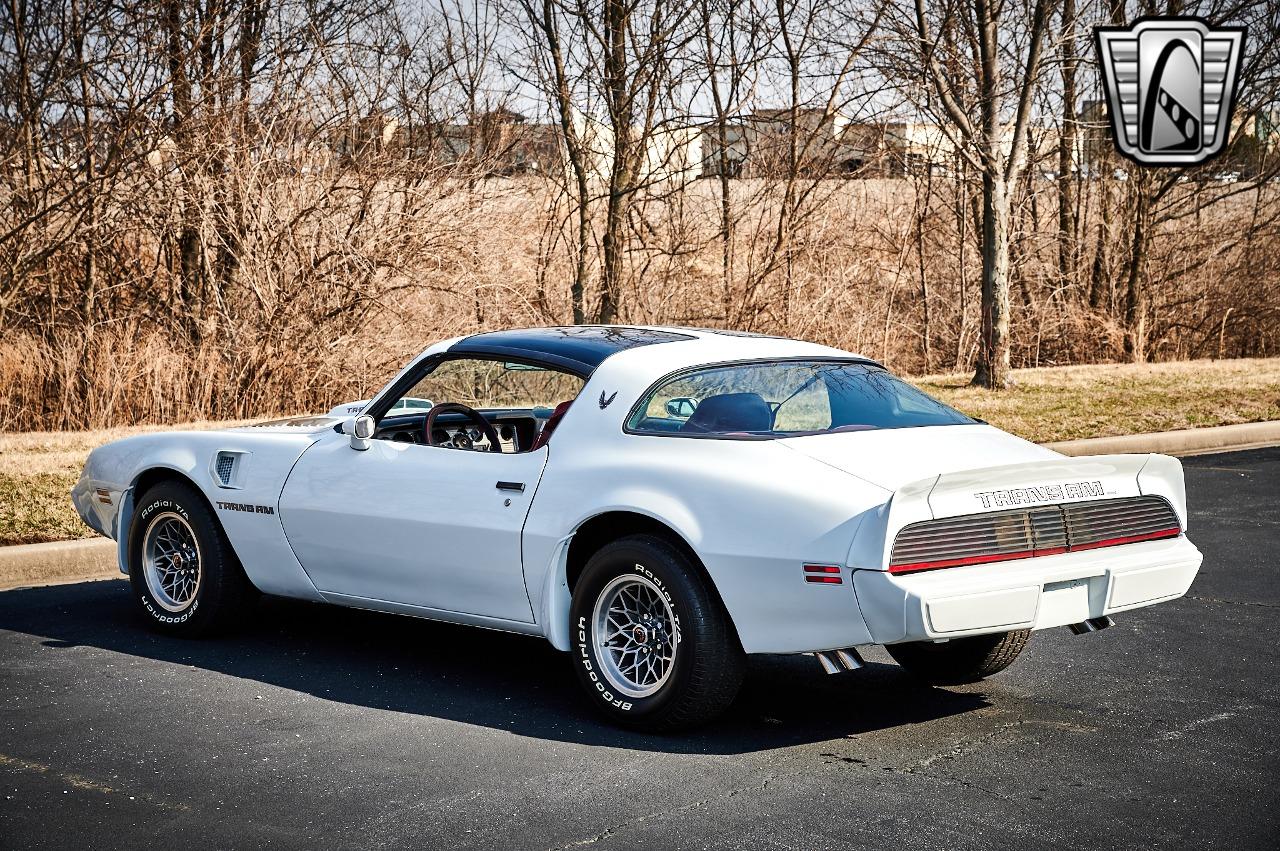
(772, 378), (831, 432)
(636, 374), (707, 423)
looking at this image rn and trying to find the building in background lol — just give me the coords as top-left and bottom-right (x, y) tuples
(698, 121), (750, 178)
(317, 107), (1122, 183)
(642, 125), (704, 184)
(881, 121), (955, 175)
(699, 109), (878, 178)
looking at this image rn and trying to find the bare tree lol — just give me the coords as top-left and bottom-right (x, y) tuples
(4, 0), (1280, 431)
(877, 0), (1052, 387)
(593, 0), (698, 322)
(514, 0), (596, 322)
(695, 0), (764, 317)
(721, 0), (885, 332)
(515, 0), (698, 323)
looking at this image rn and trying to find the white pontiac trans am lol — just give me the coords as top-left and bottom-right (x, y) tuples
(73, 326), (1203, 730)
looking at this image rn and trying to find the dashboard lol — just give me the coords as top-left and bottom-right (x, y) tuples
(373, 408), (550, 453)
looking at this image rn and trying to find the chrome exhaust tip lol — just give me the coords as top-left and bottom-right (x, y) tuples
(1068, 616), (1115, 635)
(834, 648), (865, 671)
(812, 651), (841, 675)
(810, 648), (864, 674)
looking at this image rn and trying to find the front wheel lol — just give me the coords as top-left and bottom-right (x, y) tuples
(570, 535), (744, 731)
(886, 629), (1031, 685)
(128, 480), (255, 637)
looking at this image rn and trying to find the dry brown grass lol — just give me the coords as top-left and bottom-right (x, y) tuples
(0, 420), (253, 546)
(917, 358), (1280, 443)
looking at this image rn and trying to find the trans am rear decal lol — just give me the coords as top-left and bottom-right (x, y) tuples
(974, 481), (1108, 509)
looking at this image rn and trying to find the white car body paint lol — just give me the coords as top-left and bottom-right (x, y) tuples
(72, 327), (1202, 657)
(279, 438), (549, 621)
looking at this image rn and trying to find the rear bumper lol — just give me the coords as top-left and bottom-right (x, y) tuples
(852, 536), (1202, 644)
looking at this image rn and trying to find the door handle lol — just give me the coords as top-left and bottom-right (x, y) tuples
(496, 481), (525, 493)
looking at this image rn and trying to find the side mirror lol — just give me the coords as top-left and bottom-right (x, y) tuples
(349, 414), (375, 451)
(665, 397), (697, 419)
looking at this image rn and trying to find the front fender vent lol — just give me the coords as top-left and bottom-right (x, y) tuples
(212, 451), (244, 489)
(889, 495), (1181, 575)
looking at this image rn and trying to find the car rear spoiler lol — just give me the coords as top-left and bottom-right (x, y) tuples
(847, 453), (1189, 570)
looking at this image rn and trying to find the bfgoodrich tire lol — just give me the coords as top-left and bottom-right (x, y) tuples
(886, 629), (1031, 685)
(128, 479), (255, 637)
(570, 534), (744, 731)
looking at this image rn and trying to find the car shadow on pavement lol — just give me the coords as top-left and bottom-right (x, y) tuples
(0, 579), (990, 754)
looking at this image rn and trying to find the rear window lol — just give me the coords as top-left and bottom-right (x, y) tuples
(626, 360), (973, 438)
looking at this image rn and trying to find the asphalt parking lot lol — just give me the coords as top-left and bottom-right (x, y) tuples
(2, 447), (1277, 850)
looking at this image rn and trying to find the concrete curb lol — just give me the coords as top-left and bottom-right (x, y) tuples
(0, 537), (118, 592)
(1044, 420), (1280, 457)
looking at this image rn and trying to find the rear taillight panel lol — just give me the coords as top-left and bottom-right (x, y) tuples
(889, 495), (1181, 575)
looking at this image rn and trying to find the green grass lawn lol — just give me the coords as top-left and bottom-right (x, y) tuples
(2, 358), (1278, 546)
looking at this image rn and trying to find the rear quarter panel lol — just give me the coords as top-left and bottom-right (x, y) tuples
(524, 428), (893, 654)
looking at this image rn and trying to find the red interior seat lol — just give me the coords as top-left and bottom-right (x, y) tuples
(531, 400), (573, 450)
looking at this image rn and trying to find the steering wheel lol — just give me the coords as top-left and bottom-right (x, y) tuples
(424, 403), (503, 452)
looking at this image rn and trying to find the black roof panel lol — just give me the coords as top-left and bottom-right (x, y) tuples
(662, 325), (786, 339)
(449, 326), (695, 375)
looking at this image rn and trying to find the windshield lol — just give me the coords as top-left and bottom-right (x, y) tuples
(626, 360), (973, 438)
(395, 357), (584, 412)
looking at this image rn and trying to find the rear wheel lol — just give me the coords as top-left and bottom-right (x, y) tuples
(886, 630), (1031, 685)
(129, 480), (255, 637)
(570, 534), (744, 731)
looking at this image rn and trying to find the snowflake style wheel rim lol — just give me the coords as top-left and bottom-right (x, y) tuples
(591, 572), (680, 698)
(142, 512), (202, 612)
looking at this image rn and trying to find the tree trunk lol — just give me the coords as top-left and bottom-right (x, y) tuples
(777, 0), (800, 328)
(72, 0), (96, 325)
(973, 172), (1012, 388)
(570, 196), (589, 325)
(164, 0), (203, 344)
(954, 156), (970, 371)
(598, 188), (625, 324)
(534, 0), (590, 323)
(1088, 181), (1111, 310)
(915, 171), (933, 372)
(717, 146), (733, 323)
(1057, 0), (1078, 296)
(701, 2), (734, 323)
(1122, 187), (1149, 362)
(597, 0), (629, 325)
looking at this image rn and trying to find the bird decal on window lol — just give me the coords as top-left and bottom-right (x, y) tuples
(598, 390), (618, 410)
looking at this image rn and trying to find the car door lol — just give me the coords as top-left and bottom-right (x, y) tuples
(278, 430), (548, 622)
